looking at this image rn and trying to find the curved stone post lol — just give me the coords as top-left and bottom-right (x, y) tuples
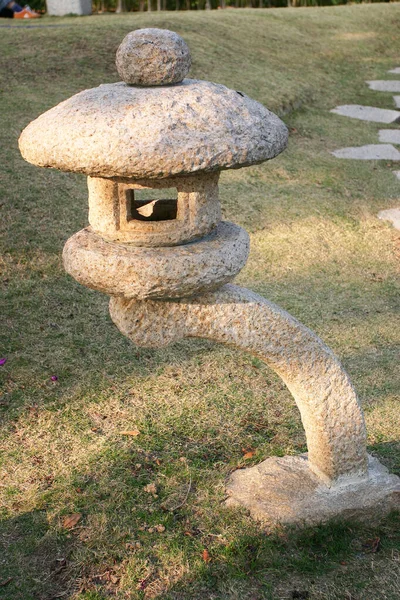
(110, 284), (400, 524)
(110, 284), (367, 483)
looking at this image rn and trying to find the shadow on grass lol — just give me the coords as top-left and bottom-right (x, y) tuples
(0, 509), (75, 600)
(0, 272), (222, 422)
(1, 438), (399, 600)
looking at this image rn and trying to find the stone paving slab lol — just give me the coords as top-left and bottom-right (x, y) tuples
(378, 208), (400, 230)
(366, 80), (400, 92)
(394, 96), (400, 109)
(393, 171), (400, 181)
(330, 105), (400, 124)
(378, 130), (400, 144)
(331, 144), (400, 161)
(388, 67), (400, 74)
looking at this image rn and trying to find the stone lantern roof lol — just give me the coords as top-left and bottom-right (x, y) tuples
(19, 28), (288, 180)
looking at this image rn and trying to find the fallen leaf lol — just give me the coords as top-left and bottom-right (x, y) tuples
(243, 450), (255, 460)
(155, 524), (165, 533)
(144, 483), (157, 494)
(0, 578), (12, 587)
(202, 549), (211, 563)
(120, 430), (140, 436)
(242, 447), (255, 459)
(62, 513), (82, 529)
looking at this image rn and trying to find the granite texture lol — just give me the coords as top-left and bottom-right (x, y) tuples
(63, 223), (249, 300)
(226, 454), (400, 525)
(109, 284), (367, 483)
(87, 172), (221, 246)
(19, 79), (288, 179)
(116, 28), (191, 86)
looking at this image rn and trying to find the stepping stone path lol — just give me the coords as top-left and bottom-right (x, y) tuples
(330, 105), (400, 124)
(367, 80), (400, 93)
(378, 130), (400, 144)
(330, 67), (400, 230)
(332, 144), (400, 161)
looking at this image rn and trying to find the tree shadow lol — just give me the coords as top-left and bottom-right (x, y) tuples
(0, 509), (74, 600)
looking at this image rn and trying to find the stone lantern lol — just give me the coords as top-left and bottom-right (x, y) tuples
(19, 29), (399, 525)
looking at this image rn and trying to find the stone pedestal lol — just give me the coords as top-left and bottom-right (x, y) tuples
(226, 454), (400, 525)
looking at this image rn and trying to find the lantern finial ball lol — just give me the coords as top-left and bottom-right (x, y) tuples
(116, 28), (192, 87)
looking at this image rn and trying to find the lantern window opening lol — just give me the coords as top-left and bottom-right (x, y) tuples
(125, 188), (179, 223)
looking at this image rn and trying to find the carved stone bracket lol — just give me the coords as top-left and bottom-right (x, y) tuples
(110, 284), (400, 524)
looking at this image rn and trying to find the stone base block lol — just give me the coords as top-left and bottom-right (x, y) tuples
(226, 454), (400, 526)
(46, 0), (91, 15)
